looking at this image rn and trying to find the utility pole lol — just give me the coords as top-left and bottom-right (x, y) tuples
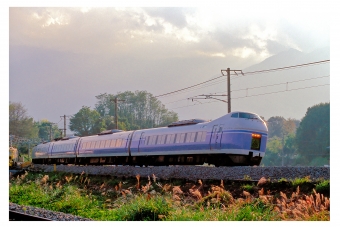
(60, 115), (69, 137)
(190, 68), (243, 113)
(221, 68), (243, 113)
(110, 97), (125, 129)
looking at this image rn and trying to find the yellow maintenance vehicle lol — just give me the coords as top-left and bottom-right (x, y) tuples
(9, 147), (32, 169)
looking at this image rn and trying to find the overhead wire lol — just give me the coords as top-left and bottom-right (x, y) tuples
(155, 59), (330, 99)
(166, 75), (329, 106)
(170, 83), (330, 110)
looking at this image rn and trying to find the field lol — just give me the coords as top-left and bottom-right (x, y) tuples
(9, 171), (330, 221)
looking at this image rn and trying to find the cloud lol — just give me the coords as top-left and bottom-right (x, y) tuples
(143, 7), (192, 29)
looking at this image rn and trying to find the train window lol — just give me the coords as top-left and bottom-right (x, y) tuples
(201, 131), (207, 141)
(158, 135), (165, 144)
(185, 133), (191, 143)
(170, 134), (175, 144)
(165, 134), (171, 144)
(145, 136), (150, 145)
(154, 135), (159, 145)
(110, 139), (116, 147)
(190, 132), (196, 142)
(100, 140), (105, 148)
(179, 133), (185, 143)
(195, 132), (202, 142)
(86, 142), (91, 149)
(150, 135), (156, 145)
(105, 140), (111, 148)
(231, 113), (239, 118)
(156, 135), (163, 144)
(175, 134), (180, 143)
(117, 139), (122, 147)
(239, 112), (259, 119)
(91, 141), (96, 149)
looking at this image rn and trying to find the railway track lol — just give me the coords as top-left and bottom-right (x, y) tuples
(29, 164), (330, 182)
(9, 210), (52, 221)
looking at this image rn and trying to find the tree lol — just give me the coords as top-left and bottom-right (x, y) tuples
(9, 102), (38, 138)
(95, 91), (178, 130)
(261, 136), (282, 166)
(266, 116), (300, 138)
(35, 119), (62, 141)
(69, 106), (105, 136)
(295, 102), (330, 165)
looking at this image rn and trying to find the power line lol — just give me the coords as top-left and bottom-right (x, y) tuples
(155, 60), (329, 99)
(155, 75), (224, 98)
(170, 83), (330, 110)
(221, 75), (330, 94)
(165, 75), (329, 106)
(232, 83), (329, 100)
(240, 60), (330, 77)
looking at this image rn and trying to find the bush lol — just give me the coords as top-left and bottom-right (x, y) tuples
(315, 180), (330, 195)
(113, 195), (172, 220)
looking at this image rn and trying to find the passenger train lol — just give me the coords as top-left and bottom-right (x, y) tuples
(32, 111), (268, 166)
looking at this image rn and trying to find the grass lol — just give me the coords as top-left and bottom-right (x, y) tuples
(9, 171), (330, 221)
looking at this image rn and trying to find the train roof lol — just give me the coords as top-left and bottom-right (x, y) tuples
(168, 119), (208, 127)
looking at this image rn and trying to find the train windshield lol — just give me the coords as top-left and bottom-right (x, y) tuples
(231, 112), (259, 119)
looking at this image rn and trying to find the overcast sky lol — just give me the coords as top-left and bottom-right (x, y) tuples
(5, 1), (337, 132)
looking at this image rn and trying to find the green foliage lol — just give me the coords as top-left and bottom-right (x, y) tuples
(266, 117), (299, 139)
(95, 91), (178, 130)
(35, 119), (62, 141)
(295, 102), (330, 164)
(69, 106), (105, 136)
(315, 180), (330, 195)
(266, 136), (282, 154)
(291, 176), (311, 188)
(231, 199), (279, 221)
(241, 184), (255, 193)
(309, 157), (329, 167)
(9, 101), (38, 138)
(112, 195), (172, 221)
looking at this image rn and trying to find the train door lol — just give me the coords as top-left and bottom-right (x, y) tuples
(138, 132), (145, 152)
(210, 124), (224, 150)
(125, 133), (132, 154)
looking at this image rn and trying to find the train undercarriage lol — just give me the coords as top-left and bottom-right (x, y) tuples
(32, 152), (262, 167)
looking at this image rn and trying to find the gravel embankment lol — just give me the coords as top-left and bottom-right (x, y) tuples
(9, 202), (92, 221)
(32, 164), (330, 181)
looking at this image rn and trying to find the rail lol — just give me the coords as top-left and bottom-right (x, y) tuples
(9, 210), (52, 221)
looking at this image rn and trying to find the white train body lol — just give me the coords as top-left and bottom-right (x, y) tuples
(32, 111), (268, 166)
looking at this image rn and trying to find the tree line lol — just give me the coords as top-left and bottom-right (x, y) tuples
(9, 91), (329, 166)
(261, 102), (330, 167)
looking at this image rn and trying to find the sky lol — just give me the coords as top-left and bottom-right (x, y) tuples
(5, 1), (336, 127)
(3, 1), (340, 222)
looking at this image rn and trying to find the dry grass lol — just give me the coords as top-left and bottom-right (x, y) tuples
(272, 186), (330, 220)
(10, 172), (330, 221)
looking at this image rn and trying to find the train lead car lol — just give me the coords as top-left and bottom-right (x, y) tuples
(32, 111), (268, 166)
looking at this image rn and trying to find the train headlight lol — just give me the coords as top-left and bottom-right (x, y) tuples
(252, 133), (261, 138)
